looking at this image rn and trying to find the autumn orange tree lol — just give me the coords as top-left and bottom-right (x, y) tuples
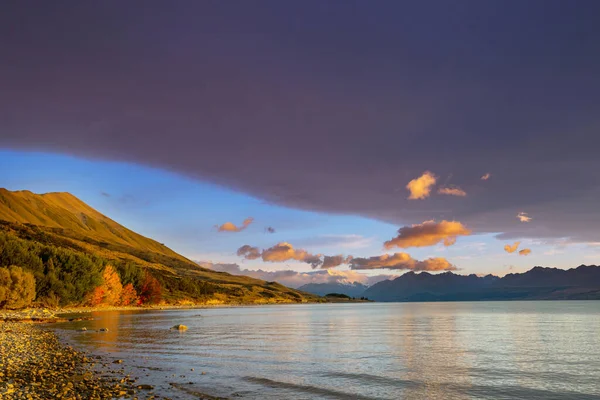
(89, 265), (124, 306)
(120, 283), (139, 306)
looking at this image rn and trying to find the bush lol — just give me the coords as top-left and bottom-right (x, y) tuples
(0, 266), (36, 309)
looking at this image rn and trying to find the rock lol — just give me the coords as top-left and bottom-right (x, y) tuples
(113, 359), (123, 364)
(98, 328), (109, 332)
(137, 384), (154, 390)
(170, 324), (188, 331)
(79, 327), (87, 331)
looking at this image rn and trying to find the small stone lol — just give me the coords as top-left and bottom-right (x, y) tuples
(170, 324), (188, 331)
(113, 359), (123, 364)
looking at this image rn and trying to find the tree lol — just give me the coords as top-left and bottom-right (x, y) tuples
(88, 265), (123, 306)
(139, 273), (162, 304)
(0, 266), (36, 309)
(120, 283), (139, 306)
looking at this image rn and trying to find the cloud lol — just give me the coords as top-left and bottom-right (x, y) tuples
(438, 186), (467, 197)
(260, 242), (322, 267)
(100, 192), (111, 197)
(295, 234), (374, 250)
(2, 2), (600, 244)
(384, 220), (471, 249)
(236, 242), (353, 269)
(265, 226), (276, 234)
(517, 212), (532, 223)
(481, 173), (491, 180)
(504, 241), (520, 253)
(217, 217), (254, 232)
(519, 248), (532, 256)
(237, 242), (327, 268)
(236, 245), (262, 260)
(200, 262), (394, 288)
(350, 252), (456, 271)
(406, 171), (437, 200)
(321, 255), (353, 269)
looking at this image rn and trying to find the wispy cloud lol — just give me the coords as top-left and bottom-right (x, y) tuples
(217, 217), (254, 232)
(438, 186), (467, 197)
(384, 220), (471, 249)
(296, 234), (374, 250)
(481, 173), (491, 180)
(200, 262), (394, 288)
(406, 171), (437, 200)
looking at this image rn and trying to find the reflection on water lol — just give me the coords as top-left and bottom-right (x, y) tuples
(53, 302), (600, 400)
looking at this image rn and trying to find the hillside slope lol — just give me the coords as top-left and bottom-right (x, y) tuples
(0, 189), (188, 262)
(0, 189), (318, 306)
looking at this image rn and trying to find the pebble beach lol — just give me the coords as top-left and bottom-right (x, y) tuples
(0, 321), (150, 400)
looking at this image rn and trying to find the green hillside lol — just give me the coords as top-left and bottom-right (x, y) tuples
(0, 189), (319, 307)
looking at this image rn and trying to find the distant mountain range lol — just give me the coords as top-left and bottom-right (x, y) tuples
(297, 266), (600, 301)
(363, 266), (600, 301)
(297, 282), (368, 298)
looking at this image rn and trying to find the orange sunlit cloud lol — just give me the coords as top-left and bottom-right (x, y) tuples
(438, 186), (467, 197)
(237, 243), (352, 269)
(519, 248), (532, 256)
(504, 241), (520, 253)
(217, 217), (254, 232)
(517, 212), (532, 222)
(406, 171), (437, 200)
(481, 173), (491, 180)
(384, 220), (471, 249)
(350, 252), (456, 271)
(261, 242), (322, 267)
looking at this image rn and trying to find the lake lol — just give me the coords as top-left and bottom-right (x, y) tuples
(53, 301), (600, 399)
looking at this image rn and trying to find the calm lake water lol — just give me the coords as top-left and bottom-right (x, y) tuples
(53, 302), (600, 399)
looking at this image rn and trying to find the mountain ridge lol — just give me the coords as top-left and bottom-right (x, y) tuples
(363, 265), (600, 301)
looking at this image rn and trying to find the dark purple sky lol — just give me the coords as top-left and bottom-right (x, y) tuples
(2, 0), (600, 242)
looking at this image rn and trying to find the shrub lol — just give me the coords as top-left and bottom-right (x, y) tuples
(0, 266), (36, 309)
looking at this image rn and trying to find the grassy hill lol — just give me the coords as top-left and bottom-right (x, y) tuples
(0, 189), (319, 307)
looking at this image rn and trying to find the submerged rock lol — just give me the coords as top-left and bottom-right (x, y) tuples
(137, 384), (154, 390)
(170, 324), (188, 331)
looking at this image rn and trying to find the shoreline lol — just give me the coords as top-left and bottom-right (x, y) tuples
(0, 322), (142, 399)
(0, 300), (337, 323)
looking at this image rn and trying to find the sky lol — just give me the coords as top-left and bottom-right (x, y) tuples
(1, 1), (599, 287)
